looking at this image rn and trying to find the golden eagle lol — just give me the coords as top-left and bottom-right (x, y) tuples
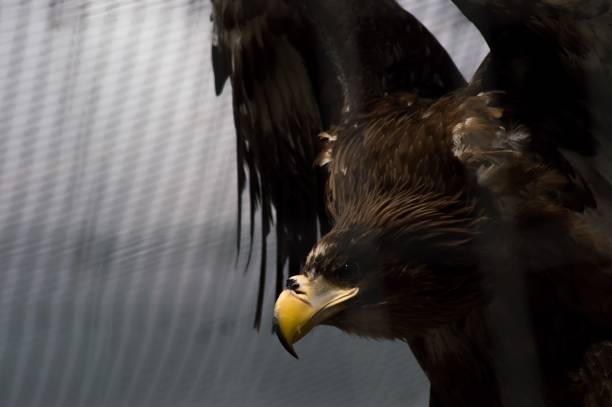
(211, 0), (612, 406)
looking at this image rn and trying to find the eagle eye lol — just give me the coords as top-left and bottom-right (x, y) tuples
(336, 261), (360, 282)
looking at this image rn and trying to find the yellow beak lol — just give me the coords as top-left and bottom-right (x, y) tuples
(273, 275), (359, 358)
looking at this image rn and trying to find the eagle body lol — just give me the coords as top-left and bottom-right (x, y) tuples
(211, 0), (612, 406)
(316, 89), (612, 406)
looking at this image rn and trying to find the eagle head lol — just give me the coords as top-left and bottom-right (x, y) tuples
(274, 192), (488, 358)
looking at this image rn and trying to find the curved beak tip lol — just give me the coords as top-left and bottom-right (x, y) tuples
(272, 281), (360, 359)
(274, 321), (299, 359)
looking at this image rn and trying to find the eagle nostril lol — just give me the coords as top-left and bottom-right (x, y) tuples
(286, 277), (300, 292)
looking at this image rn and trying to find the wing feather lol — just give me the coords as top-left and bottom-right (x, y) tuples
(212, 0), (323, 328)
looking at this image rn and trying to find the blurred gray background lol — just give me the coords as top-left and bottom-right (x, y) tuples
(0, 1), (487, 406)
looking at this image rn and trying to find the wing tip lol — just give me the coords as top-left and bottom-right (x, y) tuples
(212, 44), (229, 96)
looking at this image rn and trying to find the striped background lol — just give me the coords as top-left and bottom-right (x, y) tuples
(0, 1), (487, 406)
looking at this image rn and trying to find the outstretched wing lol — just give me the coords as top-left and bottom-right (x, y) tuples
(446, 0), (612, 224)
(211, 0), (325, 330)
(452, 0), (612, 158)
(211, 0), (466, 328)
